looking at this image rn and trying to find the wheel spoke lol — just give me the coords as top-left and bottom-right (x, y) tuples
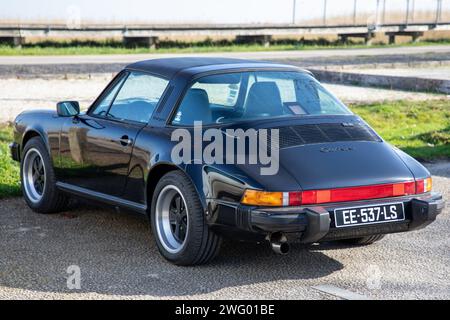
(175, 196), (181, 213)
(174, 222), (181, 241)
(180, 199), (185, 213)
(37, 157), (43, 171)
(180, 210), (187, 221)
(34, 181), (41, 194)
(33, 171), (40, 182)
(169, 210), (177, 225)
(178, 224), (186, 241)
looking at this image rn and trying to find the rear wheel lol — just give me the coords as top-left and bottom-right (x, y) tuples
(150, 171), (222, 266)
(21, 137), (69, 213)
(341, 234), (386, 245)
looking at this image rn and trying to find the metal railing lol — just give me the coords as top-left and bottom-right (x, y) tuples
(291, 0), (446, 27)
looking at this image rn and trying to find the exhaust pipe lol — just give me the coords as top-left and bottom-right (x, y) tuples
(269, 233), (290, 255)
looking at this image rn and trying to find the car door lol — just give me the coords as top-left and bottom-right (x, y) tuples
(58, 71), (169, 197)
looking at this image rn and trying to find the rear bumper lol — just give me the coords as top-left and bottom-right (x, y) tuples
(209, 192), (445, 243)
(9, 142), (20, 162)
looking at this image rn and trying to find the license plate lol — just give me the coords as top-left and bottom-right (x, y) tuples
(334, 203), (405, 228)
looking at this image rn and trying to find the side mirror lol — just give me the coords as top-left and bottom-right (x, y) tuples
(57, 101), (80, 117)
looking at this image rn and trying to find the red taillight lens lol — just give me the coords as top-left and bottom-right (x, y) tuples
(404, 181), (416, 195)
(416, 180), (424, 194)
(241, 178), (431, 207)
(300, 183), (399, 205)
(288, 191), (302, 206)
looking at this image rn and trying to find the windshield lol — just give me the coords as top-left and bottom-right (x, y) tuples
(171, 71), (352, 126)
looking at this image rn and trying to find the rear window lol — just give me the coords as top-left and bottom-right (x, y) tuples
(172, 71), (351, 126)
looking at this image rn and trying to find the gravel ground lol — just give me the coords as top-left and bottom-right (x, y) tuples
(0, 76), (110, 123)
(0, 162), (448, 300)
(0, 77), (446, 123)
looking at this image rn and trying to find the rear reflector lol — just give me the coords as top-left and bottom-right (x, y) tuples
(241, 178), (432, 207)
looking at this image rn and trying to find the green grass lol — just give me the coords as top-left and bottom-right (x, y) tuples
(0, 99), (448, 198)
(350, 100), (450, 161)
(0, 38), (449, 56)
(0, 125), (20, 199)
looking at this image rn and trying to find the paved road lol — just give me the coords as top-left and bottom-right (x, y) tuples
(1, 45), (450, 65)
(0, 162), (448, 300)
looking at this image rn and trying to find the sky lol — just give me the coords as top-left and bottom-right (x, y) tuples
(0, 0), (446, 25)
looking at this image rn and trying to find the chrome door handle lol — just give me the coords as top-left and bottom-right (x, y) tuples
(119, 135), (133, 146)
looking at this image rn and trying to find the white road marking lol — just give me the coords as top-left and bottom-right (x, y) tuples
(312, 285), (371, 300)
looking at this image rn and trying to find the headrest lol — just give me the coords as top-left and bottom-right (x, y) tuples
(244, 82), (283, 117)
(175, 88), (212, 124)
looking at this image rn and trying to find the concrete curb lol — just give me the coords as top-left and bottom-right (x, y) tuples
(310, 68), (450, 94)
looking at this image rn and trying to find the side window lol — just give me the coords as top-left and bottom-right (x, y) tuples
(91, 73), (127, 117)
(107, 72), (169, 123)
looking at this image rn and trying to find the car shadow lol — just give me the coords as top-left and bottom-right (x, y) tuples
(0, 199), (344, 298)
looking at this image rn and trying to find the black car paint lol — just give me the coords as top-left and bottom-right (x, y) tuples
(11, 58), (439, 242)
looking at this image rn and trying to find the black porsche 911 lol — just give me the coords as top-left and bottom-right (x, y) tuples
(10, 57), (444, 265)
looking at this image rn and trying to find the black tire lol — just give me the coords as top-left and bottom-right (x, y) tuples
(150, 171), (222, 266)
(20, 137), (69, 214)
(342, 234), (386, 246)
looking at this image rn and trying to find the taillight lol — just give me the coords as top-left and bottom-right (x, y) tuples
(241, 190), (285, 207)
(424, 177), (432, 192)
(288, 191), (302, 206)
(416, 177), (432, 194)
(241, 178), (432, 207)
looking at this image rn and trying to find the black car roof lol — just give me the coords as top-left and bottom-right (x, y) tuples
(125, 57), (303, 79)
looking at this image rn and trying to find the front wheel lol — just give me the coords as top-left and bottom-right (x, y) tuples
(21, 137), (69, 213)
(150, 171), (222, 266)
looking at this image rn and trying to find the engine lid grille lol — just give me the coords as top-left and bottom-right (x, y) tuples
(271, 122), (381, 149)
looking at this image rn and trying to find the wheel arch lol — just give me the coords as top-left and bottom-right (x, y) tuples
(145, 162), (208, 216)
(21, 128), (50, 155)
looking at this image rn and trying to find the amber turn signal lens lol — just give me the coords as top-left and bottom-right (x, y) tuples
(241, 190), (284, 207)
(424, 177), (432, 193)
